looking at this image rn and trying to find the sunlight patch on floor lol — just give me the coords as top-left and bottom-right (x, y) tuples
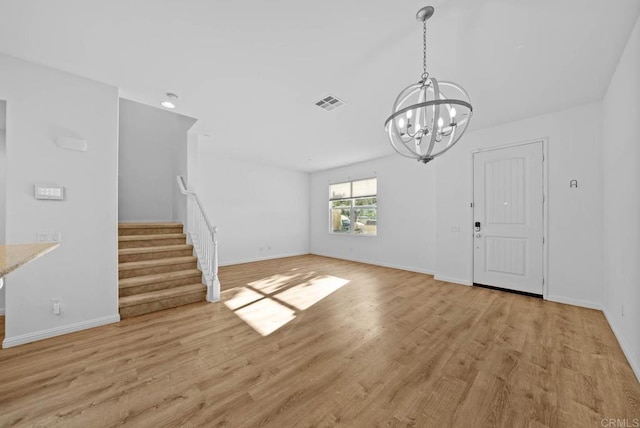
(248, 272), (311, 294)
(222, 271), (350, 336)
(275, 275), (349, 311)
(233, 298), (296, 336)
(223, 287), (263, 311)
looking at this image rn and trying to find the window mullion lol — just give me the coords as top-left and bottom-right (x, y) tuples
(350, 198), (355, 234)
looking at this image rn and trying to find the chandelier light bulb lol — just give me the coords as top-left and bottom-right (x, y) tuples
(384, 6), (473, 164)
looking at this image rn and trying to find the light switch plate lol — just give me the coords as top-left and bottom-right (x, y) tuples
(52, 298), (62, 315)
(35, 184), (64, 200)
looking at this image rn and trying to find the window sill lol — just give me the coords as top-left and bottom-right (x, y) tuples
(329, 232), (377, 238)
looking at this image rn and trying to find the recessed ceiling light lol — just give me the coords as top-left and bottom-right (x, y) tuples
(161, 93), (179, 109)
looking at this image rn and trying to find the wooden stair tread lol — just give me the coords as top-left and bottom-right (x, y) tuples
(119, 283), (206, 308)
(119, 269), (202, 289)
(119, 256), (197, 271)
(119, 244), (193, 255)
(118, 222), (183, 229)
(119, 233), (186, 242)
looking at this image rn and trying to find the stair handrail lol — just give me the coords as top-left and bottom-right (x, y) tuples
(176, 175), (220, 302)
(176, 175), (216, 235)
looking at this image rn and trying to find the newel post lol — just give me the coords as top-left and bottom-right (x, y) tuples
(208, 227), (221, 302)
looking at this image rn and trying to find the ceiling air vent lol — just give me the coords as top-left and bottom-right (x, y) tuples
(315, 95), (345, 111)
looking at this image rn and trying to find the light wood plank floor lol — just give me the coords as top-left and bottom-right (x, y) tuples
(0, 255), (638, 427)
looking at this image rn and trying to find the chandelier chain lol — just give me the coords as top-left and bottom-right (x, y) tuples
(422, 19), (428, 80)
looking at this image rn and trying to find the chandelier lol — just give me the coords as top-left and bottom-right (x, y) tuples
(385, 6), (473, 164)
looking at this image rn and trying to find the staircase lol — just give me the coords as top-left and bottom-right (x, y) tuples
(118, 222), (207, 318)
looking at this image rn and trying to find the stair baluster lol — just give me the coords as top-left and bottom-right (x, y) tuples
(177, 175), (220, 302)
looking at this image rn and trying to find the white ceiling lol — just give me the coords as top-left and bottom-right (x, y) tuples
(0, 0), (638, 171)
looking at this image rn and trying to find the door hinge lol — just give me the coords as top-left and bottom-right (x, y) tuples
(470, 202), (473, 208)
(542, 278), (545, 286)
(542, 237), (545, 244)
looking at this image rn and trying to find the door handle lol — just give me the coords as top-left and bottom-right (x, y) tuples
(475, 233), (482, 238)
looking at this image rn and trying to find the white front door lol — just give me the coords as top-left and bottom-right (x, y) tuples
(473, 142), (544, 295)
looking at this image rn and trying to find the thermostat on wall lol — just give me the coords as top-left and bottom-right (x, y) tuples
(35, 184), (65, 200)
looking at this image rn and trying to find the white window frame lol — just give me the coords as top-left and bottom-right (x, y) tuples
(329, 178), (377, 236)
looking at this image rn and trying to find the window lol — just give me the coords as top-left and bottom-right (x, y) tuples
(329, 178), (377, 236)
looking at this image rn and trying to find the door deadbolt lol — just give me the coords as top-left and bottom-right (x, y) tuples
(474, 221), (481, 232)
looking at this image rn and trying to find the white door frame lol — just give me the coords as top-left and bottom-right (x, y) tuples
(469, 138), (549, 298)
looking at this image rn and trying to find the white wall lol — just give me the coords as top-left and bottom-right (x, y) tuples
(0, 106), (5, 314)
(602, 15), (640, 380)
(435, 102), (604, 308)
(0, 54), (119, 347)
(1, 100), (6, 247)
(118, 99), (196, 223)
(197, 152), (309, 266)
(310, 156), (436, 274)
(0, 129), (5, 246)
(309, 103), (605, 310)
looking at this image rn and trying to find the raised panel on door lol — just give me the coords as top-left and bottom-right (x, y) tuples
(473, 142), (543, 295)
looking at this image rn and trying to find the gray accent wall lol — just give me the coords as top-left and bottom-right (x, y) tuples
(118, 99), (197, 223)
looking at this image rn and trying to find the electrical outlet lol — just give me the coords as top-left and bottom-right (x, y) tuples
(52, 298), (62, 315)
(37, 232), (62, 243)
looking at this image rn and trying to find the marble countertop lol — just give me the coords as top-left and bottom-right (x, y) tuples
(0, 243), (60, 278)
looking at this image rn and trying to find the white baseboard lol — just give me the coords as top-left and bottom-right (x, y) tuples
(219, 252), (310, 267)
(0, 306), (4, 316)
(545, 294), (602, 310)
(433, 275), (473, 286)
(310, 252), (435, 276)
(603, 307), (640, 383)
(2, 314), (120, 348)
